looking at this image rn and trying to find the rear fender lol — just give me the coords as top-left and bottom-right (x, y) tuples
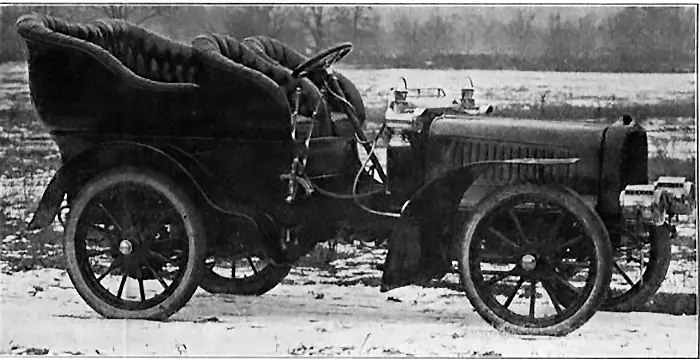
(400, 158), (580, 221)
(28, 140), (259, 230)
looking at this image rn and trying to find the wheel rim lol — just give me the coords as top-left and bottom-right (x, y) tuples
(469, 193), (599, 328)
(74, 182), (190, 311)
(607, 228), (657, 304)
(205, 251), (273, 282)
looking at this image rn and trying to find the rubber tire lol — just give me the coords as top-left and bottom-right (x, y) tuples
(64, 167), (207, 320)
(200, 262), (292, 296)
(602, 225), (672, 311)
(458, 183), (613, 337)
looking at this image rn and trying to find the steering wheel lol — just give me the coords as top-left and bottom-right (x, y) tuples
(290, 41), (390, 188)
(292, 42), (353, 78)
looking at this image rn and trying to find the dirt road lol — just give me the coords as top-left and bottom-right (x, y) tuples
(1, 268), (697, 357)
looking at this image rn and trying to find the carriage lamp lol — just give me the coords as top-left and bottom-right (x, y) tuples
(460, 77), (476, 109)
(392, 90), (409, 112)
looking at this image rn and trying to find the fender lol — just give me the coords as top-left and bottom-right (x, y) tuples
(28, 140), (261, 230)
(400, 158), (580, 221)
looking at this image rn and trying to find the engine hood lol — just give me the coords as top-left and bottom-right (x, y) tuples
(430, 115), (613, 142)
(425, 115), (648, 219)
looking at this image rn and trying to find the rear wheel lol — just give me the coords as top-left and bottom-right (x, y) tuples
(458, 183), (612, 336)
(200, 251), (291, 296)
(63, 167), (206, 320)
(552, 225), (672, 312)
(200, 216), (291, 296)
(605, 226), (671, 310)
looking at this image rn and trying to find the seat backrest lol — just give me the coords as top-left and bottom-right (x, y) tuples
(193, 33), (332, 136)
(17, 14), (200, 84)
(242, 35), (367, 126)
(92, 19), (200, 84)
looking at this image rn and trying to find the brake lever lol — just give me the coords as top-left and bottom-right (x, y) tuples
(325, 75), (389, 185)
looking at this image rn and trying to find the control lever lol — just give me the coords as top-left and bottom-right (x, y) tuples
(326, 74), (389, 185)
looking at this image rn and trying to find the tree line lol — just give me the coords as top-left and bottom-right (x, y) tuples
(0, 5), (695, 73)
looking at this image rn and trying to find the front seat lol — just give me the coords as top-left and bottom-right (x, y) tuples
(242, 35), (366, 138)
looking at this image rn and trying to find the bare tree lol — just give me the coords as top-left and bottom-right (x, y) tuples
(423, 10), (457, 54)
(505, 9), (536, 56)
(296, 6), (346, 52)
(391, 10), (424, 57)
(0, 6), (27, 62)
(454, 13), (485, 54)
(572, 13), (598, 60)
(544, 13), (575, 68)
(222, 6), (292, 39)
(98, 5), (173, 25)
(333, 6), (383, 59)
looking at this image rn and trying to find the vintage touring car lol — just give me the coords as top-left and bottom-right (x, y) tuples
(16, 13), (673, 337)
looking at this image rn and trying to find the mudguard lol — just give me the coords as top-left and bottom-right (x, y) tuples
(381, 158), (580, 292)
(27, 140), (260, 230)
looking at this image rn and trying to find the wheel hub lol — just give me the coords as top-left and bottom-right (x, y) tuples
(520, 254), (537, 271)
(119, 240), (134, 255)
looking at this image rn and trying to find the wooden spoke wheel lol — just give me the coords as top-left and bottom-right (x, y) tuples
(200, 250), (291, 296)
(458, 183), (613, 337)
(63, 167), (206, 320)
(605, 226), (671, 310)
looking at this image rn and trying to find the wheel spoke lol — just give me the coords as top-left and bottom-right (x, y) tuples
(247, 257), (259, 276)
(613, 261), (636, 287)
(488, 227), (522, 249)
(552, 271), (580, 295)
(529, 280), (537, 319)
(553, 235), (585, 253)
(117, 192), (137, 234)
(97, 202), (123, 232)
(508, 209), (532, 246)
(144, 263), (169, 290)
(503, 276), (525, 309)
(541, 279), (564, 314)
(117, 274), (127, 298)
(138, 278), (146, 302)
(477, 253), (518, 265)
(147, 250), (174, 265)
(150, 237), (180, 249)
(96, 257), (122, 282)
(144, 209), (178, 234)
(547, 211), (566, 242)
(482, 268), (517, 287)
(86, 248), (111, 257)
(87, 224), (118, 241)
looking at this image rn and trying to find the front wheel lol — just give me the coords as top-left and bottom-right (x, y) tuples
(63, 167), (207, 320)
(458, 183), (613, 336)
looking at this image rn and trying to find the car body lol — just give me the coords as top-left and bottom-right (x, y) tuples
(16, 13), (672, 337)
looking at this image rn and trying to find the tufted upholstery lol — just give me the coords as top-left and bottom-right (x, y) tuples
(242, 35), (367, 127)
(92, 19), (200, 84)
(16, 14), (200, 84)
(15, 13), (213, 137)
(193, 33), (332, 137)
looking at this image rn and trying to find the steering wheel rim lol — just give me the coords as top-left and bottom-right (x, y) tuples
(292, 42), (353, 78)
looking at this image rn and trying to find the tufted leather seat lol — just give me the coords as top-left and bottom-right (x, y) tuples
(16, 13), (211, 137)
(194, 34), (366, 139)
(193, 33), (332, 137)
(91, 19), (201, 84)
(242, 35), (366, 129)
(17, 14), (201, 85)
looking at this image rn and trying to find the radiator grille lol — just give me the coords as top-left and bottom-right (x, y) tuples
(453, 139), (578, 184)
